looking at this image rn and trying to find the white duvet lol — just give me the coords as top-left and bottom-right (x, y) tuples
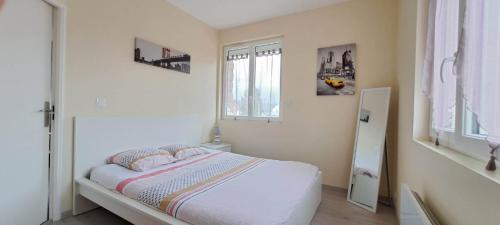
(91, 150), (319, 225)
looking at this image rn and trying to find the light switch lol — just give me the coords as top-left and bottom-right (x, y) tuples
(96, 97), (107, 108)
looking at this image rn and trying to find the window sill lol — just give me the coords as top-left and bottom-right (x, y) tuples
(221, 117), (282, 123)
(414, 139), (500, 185)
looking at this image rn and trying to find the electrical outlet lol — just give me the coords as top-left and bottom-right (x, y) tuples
(96, 97), (107, 108)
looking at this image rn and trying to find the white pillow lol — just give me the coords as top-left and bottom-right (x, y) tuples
(158, 144), (192, 155)
(106, 147), (176, 172)
(173, 147), (209, 160)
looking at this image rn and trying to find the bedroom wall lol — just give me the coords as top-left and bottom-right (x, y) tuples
(396, 0), (500, 224)
(62, 0), (218, 214)
(217, 0), (399, 191)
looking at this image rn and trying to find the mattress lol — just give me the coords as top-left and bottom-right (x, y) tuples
(90, 150), (319, 225)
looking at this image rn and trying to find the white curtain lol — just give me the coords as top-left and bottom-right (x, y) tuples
(254, 53), (281, 118)
(225, 56), (249, 117)
(422, 0), (460, 132)
(457, 0), (500, 144)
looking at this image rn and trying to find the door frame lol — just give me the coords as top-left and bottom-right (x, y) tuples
(42, 0), (66, 221)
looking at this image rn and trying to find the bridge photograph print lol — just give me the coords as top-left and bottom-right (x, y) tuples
(134, 38), (191, 74)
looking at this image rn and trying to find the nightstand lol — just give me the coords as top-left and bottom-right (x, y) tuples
(201, 143), (232, 152)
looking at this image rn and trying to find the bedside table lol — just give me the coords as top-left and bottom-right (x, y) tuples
(201, 143), (232, 152)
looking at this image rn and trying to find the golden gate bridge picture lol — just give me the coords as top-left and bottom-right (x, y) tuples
(135, 38), (191, 74)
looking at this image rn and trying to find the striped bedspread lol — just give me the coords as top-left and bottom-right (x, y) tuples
(92, 151), (319, 225)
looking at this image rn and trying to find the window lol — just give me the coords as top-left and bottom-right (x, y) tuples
(222, 38), (282, 121)
(424, 0), (499, 161)
(464, 109), (488, 138)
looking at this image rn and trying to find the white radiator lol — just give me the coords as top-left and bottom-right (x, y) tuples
(400, 184), (440, 225)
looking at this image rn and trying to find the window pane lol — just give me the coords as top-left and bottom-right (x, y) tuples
(465, 109), (488, 137)
(254, 45), (281, 118)
(225, 48), (249, 117)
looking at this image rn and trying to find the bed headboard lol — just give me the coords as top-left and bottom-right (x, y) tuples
(73, 116), (203, 180)
(73, 116), (203, 215)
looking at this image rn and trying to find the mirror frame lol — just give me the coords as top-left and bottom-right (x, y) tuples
(347, 87), (391, 212)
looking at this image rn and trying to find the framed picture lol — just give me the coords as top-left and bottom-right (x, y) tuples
(316, 43), (356, 95)
(134, 38), (191, 74)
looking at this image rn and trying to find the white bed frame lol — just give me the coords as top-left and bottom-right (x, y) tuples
(73, 116), (322, 225)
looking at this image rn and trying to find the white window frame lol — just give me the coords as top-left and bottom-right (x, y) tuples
(430, 0), (491, 162)
(221, 38), (283, 122)
(436, 89), (491, 162)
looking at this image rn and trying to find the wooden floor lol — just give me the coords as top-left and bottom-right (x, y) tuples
(51, 187), (398, 225)
(311, 187), (398, 225)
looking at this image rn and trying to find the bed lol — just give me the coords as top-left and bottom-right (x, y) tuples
(73, 117), (322, 225)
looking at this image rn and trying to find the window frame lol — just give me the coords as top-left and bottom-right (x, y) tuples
(221, 38), (283, 122)
(435, 89), (491, 162)
(429, 0), (491, 162)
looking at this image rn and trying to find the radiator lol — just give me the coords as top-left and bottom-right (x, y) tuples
(400, 184), (440, 225)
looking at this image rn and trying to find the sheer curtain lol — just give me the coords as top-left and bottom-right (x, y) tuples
(423, 0), (500, 159)
(458, 0), (500, 145)
(422, 0), (459, 133)
(225, 49), (249, 117)
(254, 44), (281, 118)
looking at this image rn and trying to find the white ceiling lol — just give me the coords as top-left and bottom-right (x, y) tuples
(166, 0), (349, 30)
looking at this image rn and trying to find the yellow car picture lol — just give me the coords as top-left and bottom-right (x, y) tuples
(325, 77), (345, 89)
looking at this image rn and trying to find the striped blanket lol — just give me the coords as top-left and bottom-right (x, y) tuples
(94, 151), (319, 225)
(117, 152), (265, 216)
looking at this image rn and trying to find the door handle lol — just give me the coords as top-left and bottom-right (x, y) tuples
(38, 101), (54, 127)
(439, 52), (458, 83)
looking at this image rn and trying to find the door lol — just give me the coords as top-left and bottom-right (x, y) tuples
(0, 0), (53, 224)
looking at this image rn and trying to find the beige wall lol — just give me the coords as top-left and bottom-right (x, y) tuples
(396, 0), (500, 224)
(218, 0), (399, 190)
(62, 0), (218, 213)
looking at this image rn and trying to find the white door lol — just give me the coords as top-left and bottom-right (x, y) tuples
(0, 0), (53, 224)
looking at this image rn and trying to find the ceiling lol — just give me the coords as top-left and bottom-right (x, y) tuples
(165, 0), (349, 30)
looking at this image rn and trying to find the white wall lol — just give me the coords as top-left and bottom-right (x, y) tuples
(61, 0), (218, 214)
(396, 0), (500, 224)
(218, 0), (399, 191)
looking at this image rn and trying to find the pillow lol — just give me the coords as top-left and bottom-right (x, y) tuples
(158, 144), (192, 155)
(173, 147), (209, 160)
(106, 147), (176, 172)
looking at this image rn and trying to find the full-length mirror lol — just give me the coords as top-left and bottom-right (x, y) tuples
(348, 87), (391, 212)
